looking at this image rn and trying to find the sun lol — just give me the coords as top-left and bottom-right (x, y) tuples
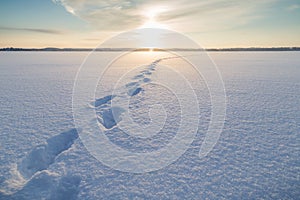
(145, 7), (167, 19)
(140, 6), (169, 29)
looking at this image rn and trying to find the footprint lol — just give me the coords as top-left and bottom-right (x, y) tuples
(17, 129), (78, 179)
(97, 107), (125, 129)
(93, 95), (116, 107)
(127, 87), (142, 96)
(143, 78), (151, 83)
(125, 82), (138, 88)
(133, 74), (144, 80)
(94, 56), (165, 130)
(2, 129), (81, 198)
(12, 171), (59, 199)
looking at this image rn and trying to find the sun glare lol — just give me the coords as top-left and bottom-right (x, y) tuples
(142, 20), (168, 29)
(141, 6), (169, 29)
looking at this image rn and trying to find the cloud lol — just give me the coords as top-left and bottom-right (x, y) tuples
(287, 4), (300, 11)
(53, 0), (146, 30)
(0, 27), (64, 34)
(53, 0), (277, 32)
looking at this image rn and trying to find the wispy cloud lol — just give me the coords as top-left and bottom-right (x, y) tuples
(287, 4), (300, 11)
(0, 26), (64, 34)
(53, 0), (277, 32)
(52, 0), (146, 30)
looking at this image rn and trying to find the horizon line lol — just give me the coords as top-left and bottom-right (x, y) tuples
(1, 47), (300, 52)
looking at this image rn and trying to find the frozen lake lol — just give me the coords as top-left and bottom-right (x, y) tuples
(0, 52), (299, 199)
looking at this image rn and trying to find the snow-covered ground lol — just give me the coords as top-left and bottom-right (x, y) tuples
(0, 52), (299, 199)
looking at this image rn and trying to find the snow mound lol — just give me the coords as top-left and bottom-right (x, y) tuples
(9, 171), (81, 200)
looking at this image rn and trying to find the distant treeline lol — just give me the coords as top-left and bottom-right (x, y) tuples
(1, 47), (300, 52)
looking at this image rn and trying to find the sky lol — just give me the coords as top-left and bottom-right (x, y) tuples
(0, 0), (300, 48)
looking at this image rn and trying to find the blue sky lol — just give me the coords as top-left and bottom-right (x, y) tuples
(0, 0), (299, 48)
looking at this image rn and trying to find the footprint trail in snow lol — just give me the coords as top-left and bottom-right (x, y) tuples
(1, 53), (193, 198)
(92, 54), (192, 131)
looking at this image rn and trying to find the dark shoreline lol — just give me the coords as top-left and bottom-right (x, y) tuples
(1, 47), (300, 52)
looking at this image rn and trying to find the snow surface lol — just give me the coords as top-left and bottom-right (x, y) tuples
(0, 52), (299, 199)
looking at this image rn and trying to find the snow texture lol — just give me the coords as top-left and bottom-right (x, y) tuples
(0, 52), (299, 199)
